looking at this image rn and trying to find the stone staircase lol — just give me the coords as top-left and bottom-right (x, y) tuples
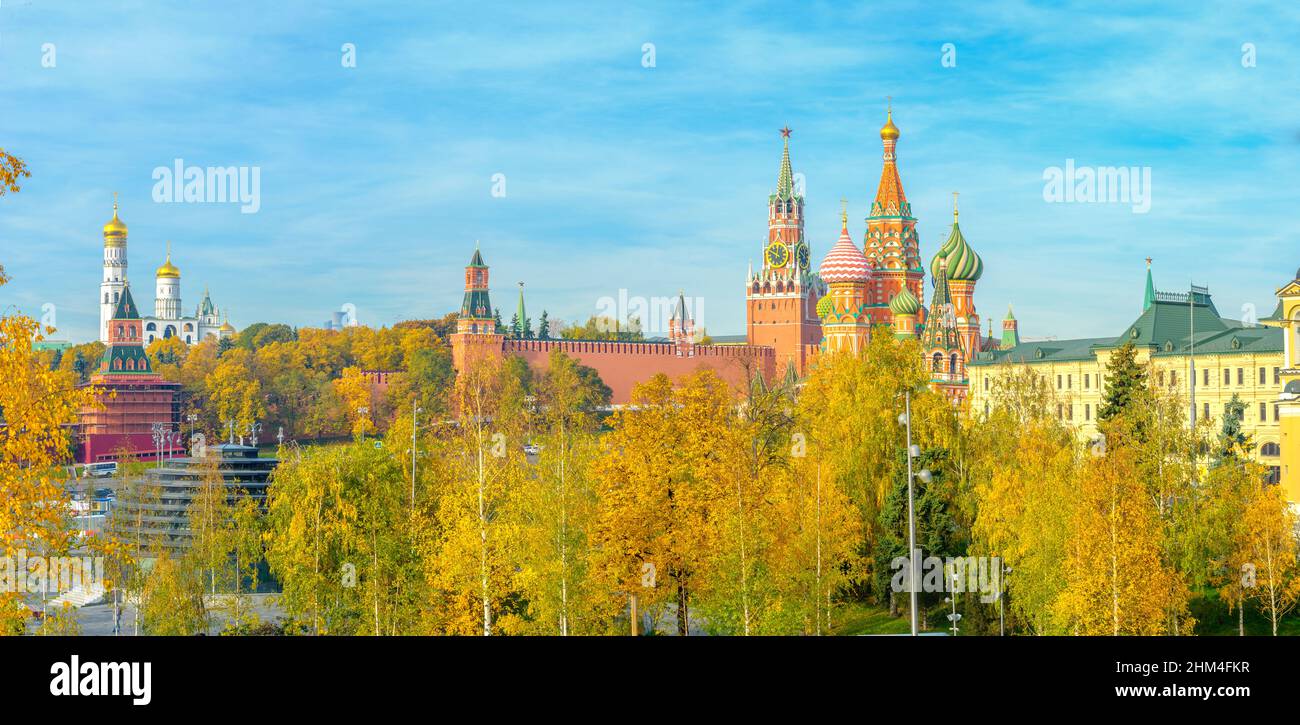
(48, 582), (107, 608)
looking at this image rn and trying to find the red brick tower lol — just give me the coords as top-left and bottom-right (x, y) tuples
(746, 127), (825, 376)
(863, 105), (924, 326)
(450, 244), (505, 372)
(79, 284), (182, 462)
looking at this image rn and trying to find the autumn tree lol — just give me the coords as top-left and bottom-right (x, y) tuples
(419, 353), (528, 635)
(507, 349), (607, 634)
(0, 265), (96, 635)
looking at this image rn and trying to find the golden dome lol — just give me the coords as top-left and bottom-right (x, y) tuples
(155, 243), (180, 278)
(103, 197), (128, 245)
(880, 107), (900, 141)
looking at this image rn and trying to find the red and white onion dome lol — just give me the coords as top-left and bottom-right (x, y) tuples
(819, 211), (871, 284)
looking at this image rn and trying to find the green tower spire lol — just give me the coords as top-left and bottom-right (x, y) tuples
(1143, 257), (1155, 311)
(1001, 304), (1020, 349)
(775, 126), (794, 200)
(516, 282), (528, 338)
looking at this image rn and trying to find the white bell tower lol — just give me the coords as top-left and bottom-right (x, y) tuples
(99, 194), (129, 343)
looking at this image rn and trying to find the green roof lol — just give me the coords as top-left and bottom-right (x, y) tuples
(98, 342), (153, 375)
(469, 246), (487, 268)
(112, 285), (140, 320)
(972, 297), (1282, 367)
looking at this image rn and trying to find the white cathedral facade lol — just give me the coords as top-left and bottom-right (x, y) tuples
(98, 198), (235, 345)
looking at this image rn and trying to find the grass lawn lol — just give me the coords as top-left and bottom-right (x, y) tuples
(830, 591), (1300, 636)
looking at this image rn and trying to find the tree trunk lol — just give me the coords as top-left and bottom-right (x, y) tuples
(677, 580), (689, 636)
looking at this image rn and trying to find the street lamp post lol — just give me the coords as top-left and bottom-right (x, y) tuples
(248, 422), (262, 448)
(150, 423), (164, 468)
(897, 390), (932, 637)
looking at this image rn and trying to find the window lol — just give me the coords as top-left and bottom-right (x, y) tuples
(1225, 368), (1231, 385)
(1260, 367), (1267, 385)
(1085, 403), (1091, 421)
(1275, 404), (1280, 422)
(1067, 374), (1072, 389)
(1057, 403), (1062, 420)
(1275, 367), (1281, 384)
(1261, 402), (1268, 421)
(1267, 466), (1281, 485)
(1170, 371), (1177, 387)
(1238, 367), (1244, 385)
(1203, 368), (1209, 386)
(1204, 402), (1210, 420)
(1084, 374), (1090, 389)
(1158, 371), (1165, 386)
(984, 376), (989, 391)
(1262, 442), (1281, 456)
(1057, 375), (1062, 389)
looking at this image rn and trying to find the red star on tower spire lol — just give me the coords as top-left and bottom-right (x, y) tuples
(780, 126), (792, 138)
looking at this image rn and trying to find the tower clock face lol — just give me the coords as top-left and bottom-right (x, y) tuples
(796, 243), (810, 271)
(766, 242), (790, 268)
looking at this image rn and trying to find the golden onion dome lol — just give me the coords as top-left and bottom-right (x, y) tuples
(219, 319), (235, 333)
(880, 107), (900, 141)
(103, 199), (128, 245)
(155, 243), (180, 278)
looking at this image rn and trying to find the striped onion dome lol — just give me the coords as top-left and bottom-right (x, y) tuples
(819, 210), (871, 284)
(941, 221), (983, 281)
(889, 286), (920, 316)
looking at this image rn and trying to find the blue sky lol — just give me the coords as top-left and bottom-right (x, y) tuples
(1, 0), (1298, 342)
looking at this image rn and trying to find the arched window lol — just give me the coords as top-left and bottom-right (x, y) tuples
(932, 352), (943, 372)
(116, 325), (124, 337)
(146, 322), (156, 331)
(104, 293), (109, 304)
(1262, 442), (1281, 456)
(950, 353), (959, 376)
(186, 335), (192, 344)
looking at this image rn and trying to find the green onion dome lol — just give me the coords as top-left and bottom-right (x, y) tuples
(889, 286), (920, 316)
(941, 222), (983, 281)
(816, 294), (835, 320)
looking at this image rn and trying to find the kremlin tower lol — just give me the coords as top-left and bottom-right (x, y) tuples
(863, 106), (924, 324)
(745, 127), (825, 376)
(78, 284), (182, 462)
(817, 204), (872, 355)
(450, 244), (505, 371)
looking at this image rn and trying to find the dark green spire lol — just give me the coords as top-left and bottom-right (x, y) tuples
(112, 284), (140, 320)
(1143, 258), (1155, 311)
(516, 282), (527, 337)
(1001, 304), (1019, 349)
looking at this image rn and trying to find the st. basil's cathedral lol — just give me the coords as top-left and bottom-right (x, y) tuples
(452, 107), (994, 406)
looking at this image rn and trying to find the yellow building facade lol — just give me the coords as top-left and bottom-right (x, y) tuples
(969, 264), (1285, 495)
(1262, 268), (1300, 504)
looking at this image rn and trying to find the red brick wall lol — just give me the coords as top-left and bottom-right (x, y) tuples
(504, 339), (774, 404)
